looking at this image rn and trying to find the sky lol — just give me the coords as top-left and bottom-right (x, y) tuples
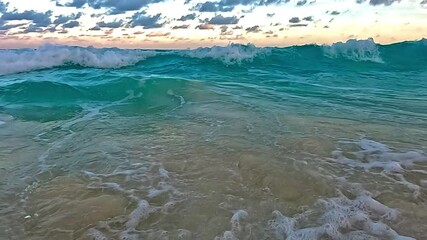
(0, 0), (426, 49)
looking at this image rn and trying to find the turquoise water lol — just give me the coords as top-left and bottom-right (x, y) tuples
(0, 39), (426, 239)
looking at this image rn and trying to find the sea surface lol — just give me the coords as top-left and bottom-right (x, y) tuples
(0, 39), (426, 240)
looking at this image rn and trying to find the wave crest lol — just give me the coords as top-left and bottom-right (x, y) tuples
(181, 43), (271, 64)
(0, 44), (156, 75)
(323, 38), (384, 63)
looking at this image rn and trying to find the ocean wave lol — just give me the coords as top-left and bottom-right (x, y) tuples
(322, 38), (384, 63)
(181, 43), (271, 64)
(0, 44), (157, 76)
(1, 39), (427, 76)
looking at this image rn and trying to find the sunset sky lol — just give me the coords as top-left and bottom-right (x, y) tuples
(0, 0), (426, 49)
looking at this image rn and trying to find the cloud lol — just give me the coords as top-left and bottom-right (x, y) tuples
(146, 31), (170, 37)
(56, 0), (160, 14)
(289, 23), (308, 27)
(194, 0), (288, 13)
(130, 12), (164, 28)
(178, 13), (197, 21)
(1, 10), (53, 27)
(89, 26), (101, 30)
(172, 24), (190, 29)
(245, 25), (261, 33)
(62, 20), (80, 28)
(303, 16), (313, 21)
(207, 15), (239, 25)
(267, 13), (275, 17)
(0, 21), (26, 31)
(330, 10), (340, 15)
(97, 20), (123, 28)
(53, 12), (82, 25)
(57, 0), (86, 8)
(220, 34), (244, 40)
(296, 0), (307, 6)
(288, 17), (300, 23)
(195, 1), (233, 12)
(22, 25), (45, 33)
(196, 23), (215, 30)
(220, 30), (234, 35)
(356, 0), (401, 6)
(0, 1), (8, 13)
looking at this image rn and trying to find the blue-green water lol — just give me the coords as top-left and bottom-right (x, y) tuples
(0, 39), (426, 239)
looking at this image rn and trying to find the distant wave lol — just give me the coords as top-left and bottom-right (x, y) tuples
(0, 44), (157, 75)
(322, 38), (384, 63)
(1, 39), (426, 76)
(180, 43), (271, 64)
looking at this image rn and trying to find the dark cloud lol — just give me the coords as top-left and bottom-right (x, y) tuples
(288, 17), (300, 23)
(0, 1), (8, 13)
(172, 24), (190, 29)
(207, 15), (239, 25)
(356, 0), (400, 5)
(62, 20), (80, 28)
(267, 13), (275, 17)
(422, 0), (427, 4)
(53, 12), (82, 25)
(245, 25), (261, 33)
(22, 25), (45, 33)
(296, 0), (307, 6)
(56, 0), (160, 14)
(57, 0), (86, 8)
(0, 21), (26, 31)
(178, 13), (197, 21)
(289, 23), (308, 27)
(130, 12), (164, 28)
(196, 23), (215, 30)
(330, 11), (340, 15)
(1, 10), (53, 27)
(195, 1), (233, 12)
(97, 20), (123, 28)
(302, 16), (313, 21)
(194, 0), (289, 13)
(89, 26), (101, 30)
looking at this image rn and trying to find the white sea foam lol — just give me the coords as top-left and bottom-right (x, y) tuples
(126, 200), (151, 229)
(331, 139), (427, 198)
(86, 228), (108, 240)
(269, 180), (414, 240)
(81, 161), (182, 238)
(182, 43), (270, 64)
(0, 44), (156, 75)
(323, 38), (384, 63)
(215, 210), (249, 240)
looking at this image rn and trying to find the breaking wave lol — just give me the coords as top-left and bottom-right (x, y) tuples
(322, 38), (384, 63)
(0, 44), (157, 75)
(1, 39), (426, 76)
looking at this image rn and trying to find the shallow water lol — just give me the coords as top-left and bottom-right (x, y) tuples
(0, 40), (427, 239)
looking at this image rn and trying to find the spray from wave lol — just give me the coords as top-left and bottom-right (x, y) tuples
(181, 43), (271, 65)
(1, 39), (426, 76)
(322, 38), (384, 63)
(0, 44), (157, 75)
